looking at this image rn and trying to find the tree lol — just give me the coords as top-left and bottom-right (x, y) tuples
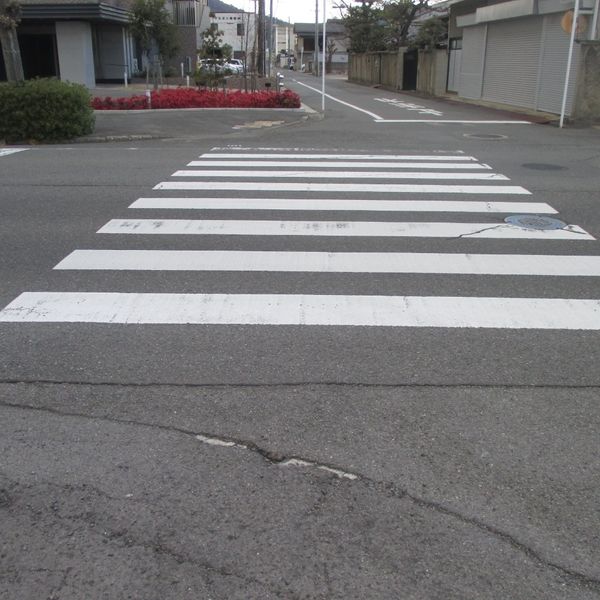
(326, 39), (338, 73)
(412, 16), (447, 50)
(339, 0), (436, 53)
(339, 1), (386, 53)
(0, 0), (24, 81)
(382, 0), (429, 50)
(129, 0), (178, 85)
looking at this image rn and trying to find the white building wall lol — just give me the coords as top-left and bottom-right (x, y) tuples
(55, 21), (95, 87)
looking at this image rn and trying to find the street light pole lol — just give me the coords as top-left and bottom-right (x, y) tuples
(314, 0), (319, 76)
(322, 0), (326, 112)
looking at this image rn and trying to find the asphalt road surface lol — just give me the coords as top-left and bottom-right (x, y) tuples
(1, 72), (600, 599)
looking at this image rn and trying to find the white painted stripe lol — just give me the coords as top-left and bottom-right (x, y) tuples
(154, 182), (531, 195)
(2, 292), (600, 329)
(292, 79), (385, 120)
(130, 197), (556, 214)
(0, 148), (28, 157)
(201, 153), (477, 161)
(187, 160), (492, 170)
(55, 250), (600, 276)
(374, 119), (532, 124)
(97, 219), (594, 240)
(172, 170), (509, 181)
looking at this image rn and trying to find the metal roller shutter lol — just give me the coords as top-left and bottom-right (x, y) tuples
(536, 13), (581, 115)
(459, 25), (486, 99)
(482, 17), (543, 108)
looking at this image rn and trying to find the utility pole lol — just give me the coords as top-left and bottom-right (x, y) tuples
(0, 0), (25, 82)
(314, 0), (319, 76)
(257, 0), (265, 76)
(268, 0), (273, 77)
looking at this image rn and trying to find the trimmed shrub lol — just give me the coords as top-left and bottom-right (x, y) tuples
(92, 88), (302, 110)
(0, 79), (95, 143)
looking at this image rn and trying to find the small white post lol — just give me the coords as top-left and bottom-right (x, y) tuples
(560, 0), (580, 128)
(145, 89), (151, 109)
(124, 71), (128, 87)
(186, 75), (190, 87)
(181, 62), (184, 78)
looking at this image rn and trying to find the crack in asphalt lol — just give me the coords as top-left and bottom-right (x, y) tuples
(2, 398), (600, 592)
(0, 473), (298, 599)
(1, 378), (599, 390)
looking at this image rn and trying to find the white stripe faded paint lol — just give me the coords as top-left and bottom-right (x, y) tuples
(186, 160), (492, 170)
(153, 182), (531, 195)
(130, 197), (556, 214)
(171, 170), (509, 181)
(0, 148), (28, 157)
(292, 79), (385, 120)
(55, 250), (600, 276)
(201, 153), (477, 161)
(374, 119), (532, 124)
(97, 219), (594, 240)
(2, 292), (600, 329)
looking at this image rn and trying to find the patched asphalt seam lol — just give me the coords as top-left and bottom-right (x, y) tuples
(2, 399), (600, 591)
(1, 378), (600, 390)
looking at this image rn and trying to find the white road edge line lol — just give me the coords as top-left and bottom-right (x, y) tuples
(292, 79), (384, 120)
(2, 292), (600, 329)
(374, 120), (533, 124)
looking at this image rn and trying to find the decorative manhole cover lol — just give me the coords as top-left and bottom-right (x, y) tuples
(463, 133), (508, 140)
(505, 215), (567, 230)
(521, 163), (567, 171)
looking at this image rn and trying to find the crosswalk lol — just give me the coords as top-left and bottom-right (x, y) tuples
(1, 148), (599, 329)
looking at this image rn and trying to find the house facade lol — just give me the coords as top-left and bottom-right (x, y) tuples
(0, 0), (209, 85)
(448, 0), (598, 115)
(294, 20), (349, 73)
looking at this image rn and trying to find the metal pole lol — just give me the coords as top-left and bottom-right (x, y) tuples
(559, 0), (580, 128)
(257, 0), (265, 76)
(322, 0), (326, 112)
(268, 0), (273, 77)
(314, 0), (319, 76)
(592, 0), (599, 39)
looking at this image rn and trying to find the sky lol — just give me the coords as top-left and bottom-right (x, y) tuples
(224, 0), (345, 24)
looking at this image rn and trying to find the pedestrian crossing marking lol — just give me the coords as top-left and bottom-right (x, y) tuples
(201, 153), (478, 161)
(2, 292), (599, 329)
(3, 147), (599, 331)
(97, 219), (594, 240)
(171, 170), (510, 181)
(186, 160), (492, 170)
(154, 182), (530, 195)
(55, 250), (600, 276)
(130, 198), (557, 214)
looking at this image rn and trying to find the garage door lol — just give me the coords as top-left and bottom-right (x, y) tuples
(482, 17), (543, 109)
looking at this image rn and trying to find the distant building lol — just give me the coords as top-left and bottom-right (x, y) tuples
(294, 20), (349, 73)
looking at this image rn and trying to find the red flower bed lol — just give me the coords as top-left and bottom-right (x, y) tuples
(92, 88), (301, 110)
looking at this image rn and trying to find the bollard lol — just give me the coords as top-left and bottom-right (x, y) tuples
(186, 75), (190, 88)
(145, 89), (151, 109)
(124, 71), (128, 88)
(277, 72), (284, 92)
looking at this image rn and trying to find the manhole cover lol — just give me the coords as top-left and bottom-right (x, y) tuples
(463, 133), (508, 140)
(505, 215), (567, 230)
(521, 163), (567, 171)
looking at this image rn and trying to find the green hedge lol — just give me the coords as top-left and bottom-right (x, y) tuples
(0, 78), (95, 143)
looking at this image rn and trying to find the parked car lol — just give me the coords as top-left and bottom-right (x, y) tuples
(223, 60), (243, 74)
